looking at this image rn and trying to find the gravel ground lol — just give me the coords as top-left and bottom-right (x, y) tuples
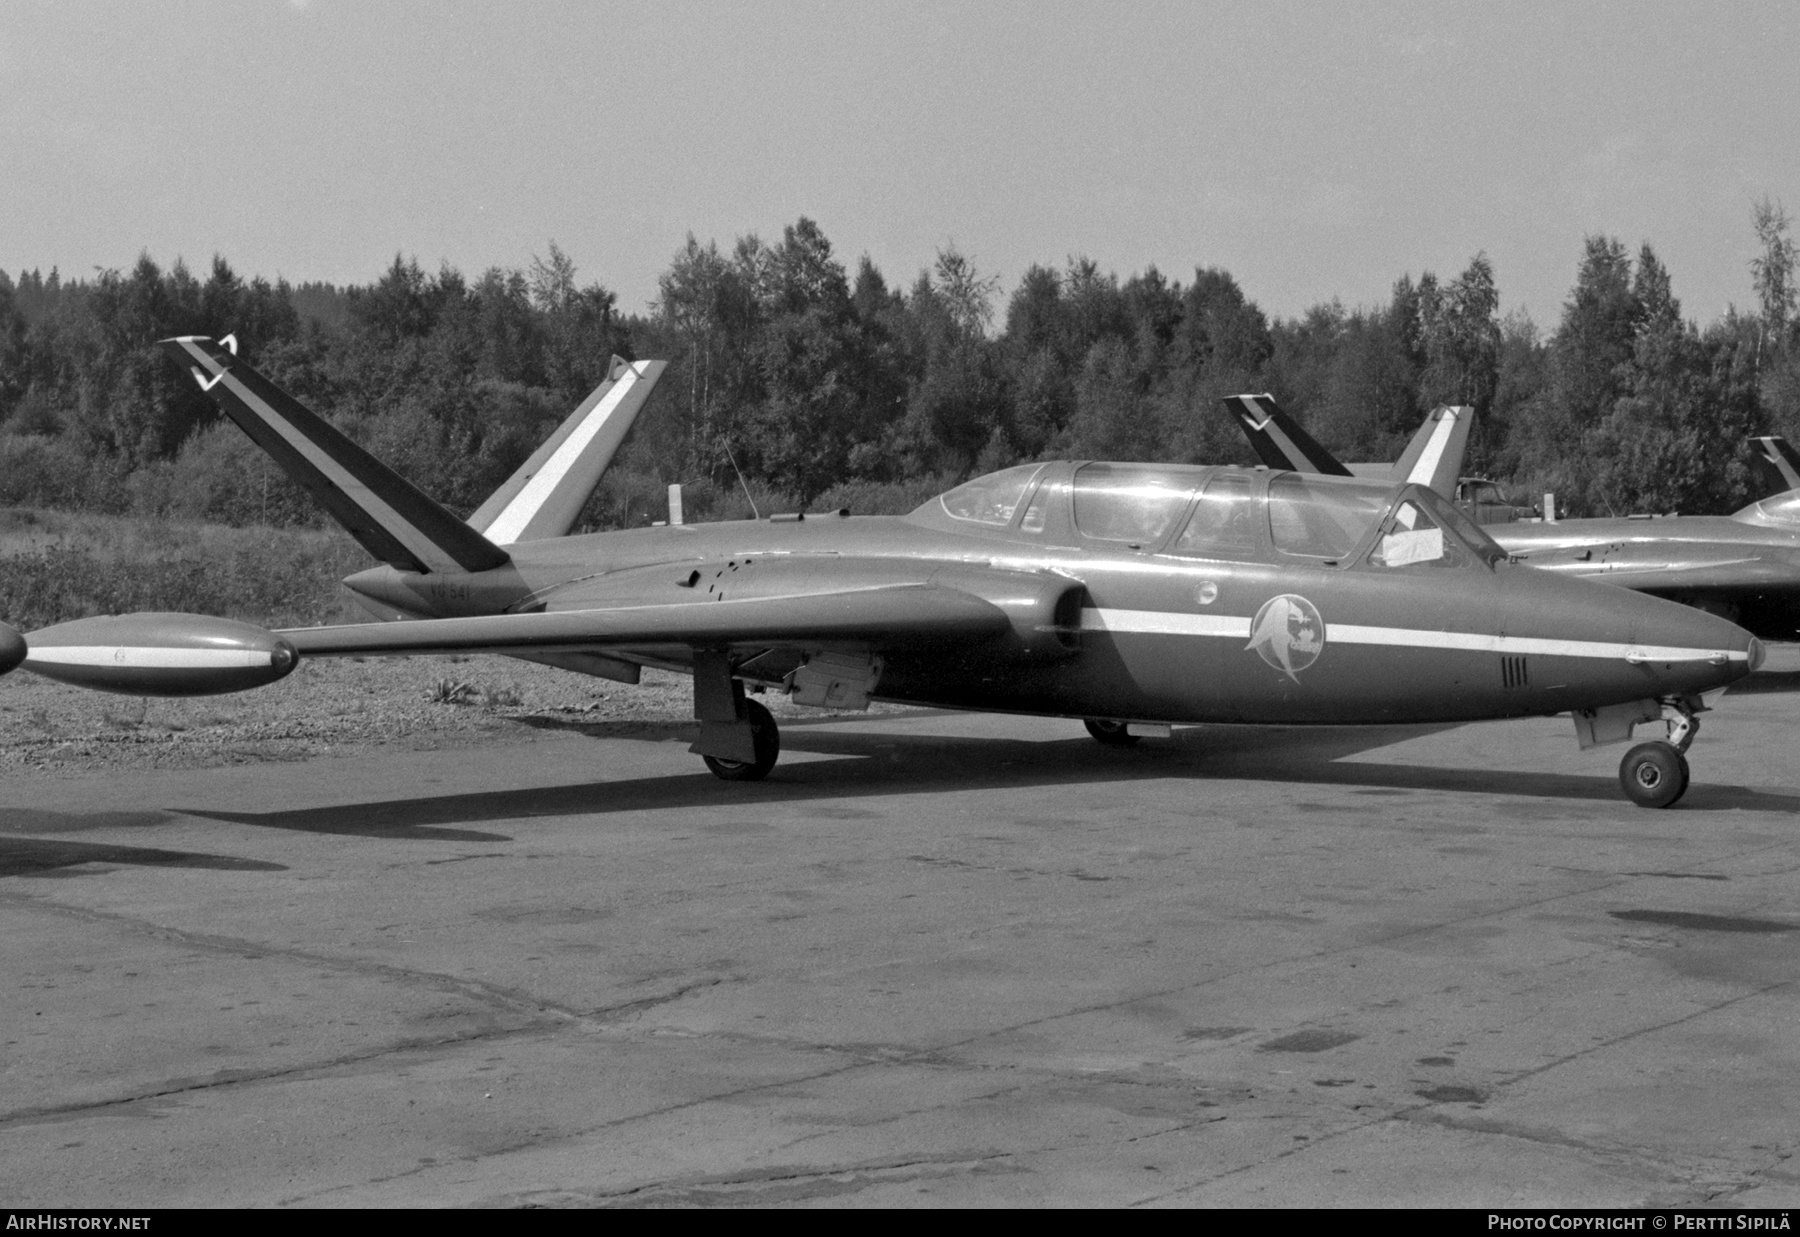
(0, 655), (858, 778)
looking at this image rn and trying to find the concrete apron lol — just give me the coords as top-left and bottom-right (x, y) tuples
(1, 689), (1798, 1207)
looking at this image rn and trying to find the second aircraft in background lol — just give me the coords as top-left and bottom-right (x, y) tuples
(1228, 394), (1800, 641)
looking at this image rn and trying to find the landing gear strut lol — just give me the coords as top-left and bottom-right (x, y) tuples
(1618, 697), (1698, 809)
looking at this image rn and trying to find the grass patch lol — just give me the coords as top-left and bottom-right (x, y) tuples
(0, 506), (366, 630)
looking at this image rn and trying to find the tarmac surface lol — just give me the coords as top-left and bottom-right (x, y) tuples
(4, 663), (1800, 1207)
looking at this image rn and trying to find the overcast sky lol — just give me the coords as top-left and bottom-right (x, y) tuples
(3, 1), (1796, 328)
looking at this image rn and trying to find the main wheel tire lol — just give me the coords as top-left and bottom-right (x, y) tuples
(703, 699), (780, 782)
(1084, 718), (1140, 747)
(1619, 741), (1689, 808)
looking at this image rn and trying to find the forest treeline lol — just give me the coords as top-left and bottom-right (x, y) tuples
(3, 205), (1798, 533)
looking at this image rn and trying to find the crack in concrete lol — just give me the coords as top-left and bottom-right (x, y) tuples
(0, 897), (736, 1128)
(1491, 977), (1796, 1090)
(275, 1053), (897, 1205)
(0, 892), (592, 1023)
(1129, 977), (1800, 1206)
(507, 1150), (1021, 1207)
(0, 1022), (559, 1129)
(581, 977), (729, 1026)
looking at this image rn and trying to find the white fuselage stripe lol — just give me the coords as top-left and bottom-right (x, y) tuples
(485, 368), (640, 544)
(1082, 608), (1745, 664)
(25, 646), (275, 669)
(181, 343), (460, 574)
(1084, 608), (1252, 638)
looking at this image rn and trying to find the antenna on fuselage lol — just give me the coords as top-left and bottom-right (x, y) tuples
(722, 442), (760, 520)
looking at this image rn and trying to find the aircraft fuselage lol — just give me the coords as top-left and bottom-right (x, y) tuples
(1495, 509), (1800, 640)
(338, 463), (1758, 729)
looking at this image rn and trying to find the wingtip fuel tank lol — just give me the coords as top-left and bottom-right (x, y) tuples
(0, 623), (24, 677)
(22, 613), (298, 697)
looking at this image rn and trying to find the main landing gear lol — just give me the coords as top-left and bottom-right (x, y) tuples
(1618, 698), (1698, 809)
(691, 650), (782, 782)
(702, 698), (781, 782)
(1084, 718), (1140, 747)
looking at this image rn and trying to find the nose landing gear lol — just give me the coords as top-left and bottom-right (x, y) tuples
(1618, 697), (1698, 809)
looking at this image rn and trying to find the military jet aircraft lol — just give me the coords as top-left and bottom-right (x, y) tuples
(2, 338), (1766, 809)
(1228, 394), (1800, 641)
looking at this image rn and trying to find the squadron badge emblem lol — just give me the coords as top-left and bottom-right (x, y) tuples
(1246, 594), (1325, 681)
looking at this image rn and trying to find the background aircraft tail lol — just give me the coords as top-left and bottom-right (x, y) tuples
(1221, 394), (1351, 476)
(1391, 405), (1473, 495)
(1750, 436), (1800, 494)
(468, 357), (667, 543)
(1224, 393), (1470, 496)
(162, 336), (511, 575)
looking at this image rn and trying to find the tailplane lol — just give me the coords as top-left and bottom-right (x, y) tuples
(162, 336), (510, 575)
(469, 356), (667, 543)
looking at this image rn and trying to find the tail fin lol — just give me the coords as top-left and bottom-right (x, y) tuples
(1222, 394), (1352, 476)
(1750, 436), (1800, 495)
(1391, 404), (1473, 496)
(469, 356), (667, 543)
(162, 336), (509, 575)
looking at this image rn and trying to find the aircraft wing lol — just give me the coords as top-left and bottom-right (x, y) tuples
(279, 583), (1014, 658)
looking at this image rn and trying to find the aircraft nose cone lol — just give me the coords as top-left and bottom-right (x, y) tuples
(0, 623), (25, 676)
(1622, 591), (1758, 694)
(1750, 637), (1767, 673)
(1504, 568), (1758, 706)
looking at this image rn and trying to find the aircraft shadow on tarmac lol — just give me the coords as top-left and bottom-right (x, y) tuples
(1725, 669), (1800, 695)
(0, 836), (287, 879)
(171, 809), (515, 844)
(166, 721), (1800, 837)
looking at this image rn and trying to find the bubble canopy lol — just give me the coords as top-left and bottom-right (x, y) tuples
(922, 463), (1505, 568)
(933, 464), (1045, 527)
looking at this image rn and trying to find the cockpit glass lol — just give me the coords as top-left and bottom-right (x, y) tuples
(1019, 488), (1050, 533)
(1170, 472), (1258, 557)
(1072, 464), (1198, 544)
(1747, 491), (1800, 527)
(938, 464), (1042, 526)
(1413, 487), (1507, 567)
(1369, 500), (1464, 568)
(1267, 475), (1389, 560)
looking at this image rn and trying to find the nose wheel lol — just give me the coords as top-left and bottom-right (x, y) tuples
(1618, 697), (1698, 809)
(1619, 741), (1690, 808)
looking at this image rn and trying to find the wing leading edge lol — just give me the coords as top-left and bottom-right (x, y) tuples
(278, 583), (1014, 659)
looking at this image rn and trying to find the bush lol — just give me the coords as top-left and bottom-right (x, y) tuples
(0, 437), (133, 512)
